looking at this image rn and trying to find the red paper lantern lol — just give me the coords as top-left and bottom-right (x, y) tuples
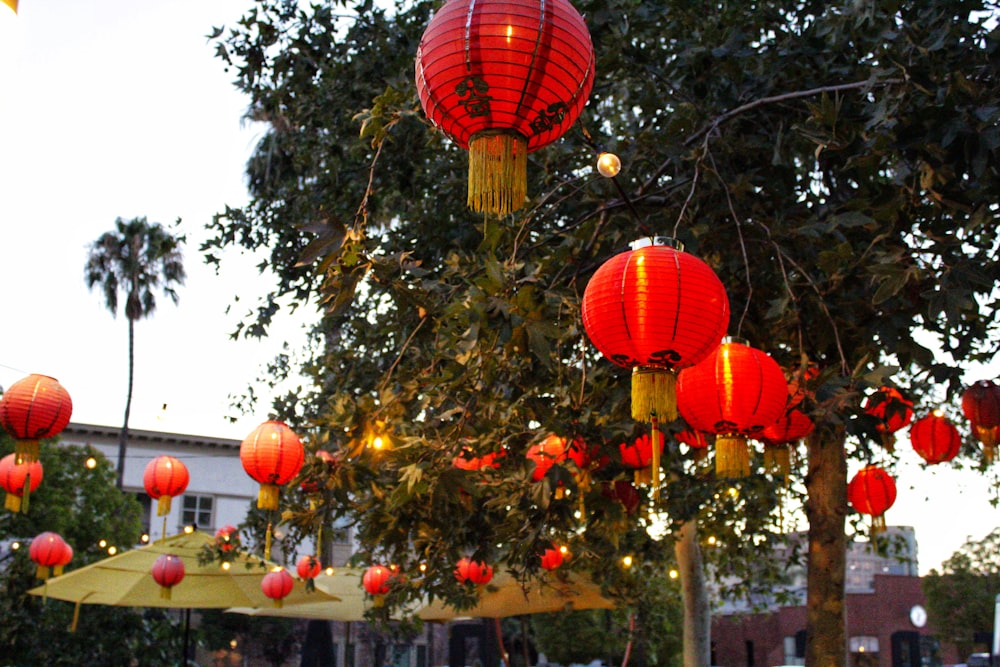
(296, 555), (322, 580)
(29, 531), (70, 580)
(618, 431), (665, 490)
(863, 386), (914, 451)
(0, 453), (43, 513)
(910, 412), (961, 465)
(540, 545), (565, 571)
(455, 557), (494, 586)
(760, 408), (814, 478)
(415, 0), (595, 215)
(363, 564), (393, 607)
(143, 455), (189, 516)
(151, 553), (185, 600)
(240, 420), (305, 510)
(55, 542), (73, 576)
(677, 339), (788, 478)
(261, 568), (295, 608)
(601, 479), (640, 515)
(961, 380), (1000, 462)
(0, 374), (72, 463)
(582, 238), (730, 423)
(847, 465), (897, 534)
(214, 525), (240, 552)
(453, 448), (505, 471)
(526, 434), (568, 482)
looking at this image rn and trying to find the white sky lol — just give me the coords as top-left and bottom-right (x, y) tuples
(1, 1), (999, 576)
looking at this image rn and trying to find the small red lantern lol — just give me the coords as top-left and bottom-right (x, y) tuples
(847, 465), (897, 535)
(297, 555), (322, 581)
(363, 564), (393, 607)
(151, 553), (185, 600)
(601, 480), (640, 515)
(677, 339), (788, 478)
(618, 431), (665, 492)
(0, 374), (72, 463)
(261, 568), (295, 608)
(54, 542), (73, 577)
(415, 0), (595, 215)
(961, 380), (1000, 463)
(453, 448), (505, 471)
(863, 386), (914, 451)
(910, 412), (961, 465)
(143, 455), (190, 517)
(240, 420), (305, 510)
(455, 557), (494, 586)
(760, 409), (815, 478)
(526, 434), (568, 482)
(0, 453), (43, 513)
(29, 531), (70, 580)
(214, 525), (240, 552)
(540, 545), (565, 571)
(582, 238), (730, 423)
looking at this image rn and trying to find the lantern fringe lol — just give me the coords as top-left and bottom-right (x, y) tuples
(633, 467), (652, 487)
(879, 430), (895, 452)
(36, 565), (51, 580)
(373, 594), (385, 608)
(54, 565), (65, 577)
(763, 447), (791, 480)
(160, 585), (172, 600)
(468, 132), (527, 216)
(715, 435), (750, 478)
(156, 495), (172, 516)
(273, 597), (283, 608)
(691, 447), (708, 463)
(257, 484), (280, 510)
(14, 439), (40, 464)
(871, 514), (887, 535)
(5, 491), (22, 512)
(985, 443), (997, 466)
(631, 368), (678, 422)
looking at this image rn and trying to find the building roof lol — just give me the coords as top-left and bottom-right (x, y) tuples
(62, 422), (241, 451)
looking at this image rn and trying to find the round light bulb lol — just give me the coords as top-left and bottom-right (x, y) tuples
(622, 555), (633, 568)
(669, 569), (679, 579)
(108, 546), (117, 555)
(85, 457), (97, 469)
(597, 152), (622, 178)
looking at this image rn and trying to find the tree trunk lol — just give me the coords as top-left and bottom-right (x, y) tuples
(804, 423), (848, 667)
(675, 518), (711, 667)
(117, 317), (135, 490)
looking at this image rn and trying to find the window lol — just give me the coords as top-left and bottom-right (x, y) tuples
(181, 494), (213, 529)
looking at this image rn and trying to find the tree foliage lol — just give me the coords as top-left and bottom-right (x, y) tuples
(205, 1), (1000, 665)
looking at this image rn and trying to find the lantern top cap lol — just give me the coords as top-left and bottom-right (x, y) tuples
(630, 236), (683, 251)
(721, 336), (750, 346)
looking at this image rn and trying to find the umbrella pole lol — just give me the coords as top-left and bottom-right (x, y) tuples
(520, 616), (529, 667)
(620, 613), (635, 667)
(183, 608), (191, 665)
(493, 617), (509, 666)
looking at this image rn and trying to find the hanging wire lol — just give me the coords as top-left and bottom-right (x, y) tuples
(578, 124), (651, 236)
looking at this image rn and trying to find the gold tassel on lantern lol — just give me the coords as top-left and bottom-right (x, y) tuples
(631, 367), (678, 422)
(258, 483), (280, 510)
(763, 446), (791, 480)
(157, 495), (173, 516)
(976, 426), (998, 464)
(14, 440), (40, 464)
(4, 492), (21, 512)
(871, 513), (887, 535)
(467, 132), (527, 216)
(160, 585), (172, 600)
(715, 435), (750, 478)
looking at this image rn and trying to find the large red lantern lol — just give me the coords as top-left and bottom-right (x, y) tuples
(240, 420), (305, 510)
(151, 553), (185, 599)
(455, 557), (494, 586)
(863, 386), (914, 451)
(526, 434), (568, 482)
(363, 564), (393, 607)
(760, 408), (815, 478)
(961, 380), (1000, 463)
(415, 0), (595, 215)
(143, 455), (189, 517)
(0, 453), (43, 513)
(677, 339), (788, 478)
(0, 374), (72, 463)
(261, 568), (295, 608)
(847, 465), (897, 535)
(29, 531), (70, 580)
(582, 238), (730, 424)
(910, 412), (961, 465)
(297, 555), (322, 581)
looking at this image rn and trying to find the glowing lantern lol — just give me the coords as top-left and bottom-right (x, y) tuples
(214, 525), (240, 552)
(910, 412), (961, 465)
(240, 420), (305, 510)
(297, 555), (322, 581)
(582, 237), (730, 423)
(455, 557), (494, 586)
(363, 564), (393, 607)
(54, 542), (73, 576)
(29, 532), (70, 580)
(863, 386), (914, 451)
(453, 448), (505, 471)
(540, 545), (565, 571)
(151, 553), (185, 599)
(961, 380), (1000, 463)
(618, 431), (664, 489)
(0, 453), (43, 513)
(143, 455), (189, 517)
(677, 339), (788, 478)
(526, 434), (568, 482)
(0, 374), (72, 463)
(847, 465), (897, 535)
(261, 568), (294, 608)
(760, 408), (815, 478)
(415, 0), (595, 215)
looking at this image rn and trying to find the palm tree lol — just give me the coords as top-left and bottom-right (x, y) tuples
(85, 217), (186, 489)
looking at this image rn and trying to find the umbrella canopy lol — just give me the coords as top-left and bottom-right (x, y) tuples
(417, 570), (615, 621)
(227, 567), (419, 621)
(28, 531), (338, 609)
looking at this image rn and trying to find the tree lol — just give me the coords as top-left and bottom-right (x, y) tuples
(923, 528), (1000, 660)
(85, 216), (186, 489)
(205, 2), (1000, 667)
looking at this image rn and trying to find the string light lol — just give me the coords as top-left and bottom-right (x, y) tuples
(597, 152), (621, 178)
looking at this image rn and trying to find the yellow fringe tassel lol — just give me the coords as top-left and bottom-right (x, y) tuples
(265, 522), (273, 559)
(467, 132), (527, 216)
(631, 368), (678, 422)
(5, 491), (21, 512)
(157, 495), (172, 516)
(871, 514), (887, 535)
(257, 484), (279, 510)
(985, 444), (997, 466)
(715, 435), (750, 478)
(273, 597), (283, 608)
(160, 585), (172, 600)
(763, 447), (790, 479)
(14, 440), (40, 464)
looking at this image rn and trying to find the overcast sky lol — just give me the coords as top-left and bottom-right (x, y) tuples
(2, 0), (999, 575)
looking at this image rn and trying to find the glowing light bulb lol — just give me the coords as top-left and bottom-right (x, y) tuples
(11, 541), (20, 550)
(597, 152), (621, 178)
(85, 457), (97, 469)
(372, 436), (384, 450)
(183, 525), (194, 534)
(221, 562), (231, 571)
(669, 569), (679, 579)
(141, 534), (150, 544)
(622, 555), (633, 568)
(325, 567), (334, 575)
(707, 536), (717, 546)
(506, 25), (513, 43)
(98, 539), (107, 548)
(107, 546), (117, 555)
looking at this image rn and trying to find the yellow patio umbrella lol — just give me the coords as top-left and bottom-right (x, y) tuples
(1, 0), (16, 15)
